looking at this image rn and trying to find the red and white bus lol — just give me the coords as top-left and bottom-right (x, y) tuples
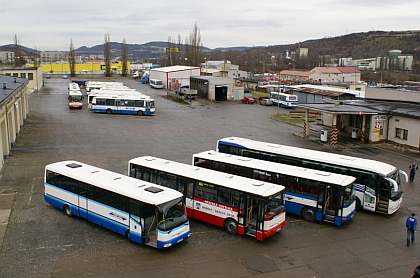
(128, 156), (286, 241)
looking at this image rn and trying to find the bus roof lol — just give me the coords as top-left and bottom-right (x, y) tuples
(217, 137), (396, 176)
(68, 83), (80, 91)
(93, 94), (152, 100)
(45, 161), (182, 205)
(129, 156), (285, 197)
(194, 150), (356, 186)
(68, 90), (82, 96)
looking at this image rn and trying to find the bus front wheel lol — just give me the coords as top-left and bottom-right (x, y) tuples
(64, 205), (72, 217)
(106, 109), (112, 114)
(137, 110), (143, 116)
(224, 219), (238, 235)
(301, 207), (316, 222)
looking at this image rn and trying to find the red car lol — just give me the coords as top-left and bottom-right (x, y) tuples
(241, 97), (255, 104)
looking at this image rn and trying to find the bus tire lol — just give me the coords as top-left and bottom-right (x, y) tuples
(137, 110), (143, 116)
(64, 205), (72, 217)
(106, 109), (112, 114)
(126, 230), (131, 241)
(224, 219), (238, 235)
(301, 206), (316, 222)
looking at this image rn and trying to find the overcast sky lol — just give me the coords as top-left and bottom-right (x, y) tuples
(1, 0), (418, 51)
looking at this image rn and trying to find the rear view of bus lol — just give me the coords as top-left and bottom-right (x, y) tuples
(44, 161), (190, 249)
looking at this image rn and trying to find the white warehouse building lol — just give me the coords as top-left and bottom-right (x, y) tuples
(149, 66), (201, 90)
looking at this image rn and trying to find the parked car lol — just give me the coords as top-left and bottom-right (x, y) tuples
(260, 98), (273, 106)
(413, 265), (420, 278)
(241, 97), (255, 104)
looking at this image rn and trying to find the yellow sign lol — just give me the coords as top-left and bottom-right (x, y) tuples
(372, 128), (381, 142)
(166, 48), (179, 54)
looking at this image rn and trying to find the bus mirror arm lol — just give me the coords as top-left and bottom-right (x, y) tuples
(398, 170), (408, 183)
(385, 177), (399, 193)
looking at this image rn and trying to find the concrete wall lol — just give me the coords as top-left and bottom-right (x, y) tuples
(0, 78), (29, 170)
(387, 115), (420, 149)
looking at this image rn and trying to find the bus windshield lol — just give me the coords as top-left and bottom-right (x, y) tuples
(389, 171), (402, 199)
(157, 196), (188, 231)
(343, 185), (356, 207)
(266, 192), (284, 215)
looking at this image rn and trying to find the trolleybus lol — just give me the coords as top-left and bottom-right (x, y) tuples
(193, 150), (356, 226)
(90, 94), (155, 116)
(44, 160), (190, 249)
(128, 156), (286, 241)
(269, 91), (298, 108)
(217, 137), (408, 215)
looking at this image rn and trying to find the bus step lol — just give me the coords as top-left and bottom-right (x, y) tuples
(324, 209), (336, 216)
(323, 214), (335, 221)
(245, 230), (256, 237)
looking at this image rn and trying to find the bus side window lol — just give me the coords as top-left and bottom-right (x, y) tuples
(230, 190), (240, 208)
(218, 188), (230, 206)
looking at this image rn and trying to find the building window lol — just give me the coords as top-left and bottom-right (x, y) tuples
(28, 73), (33, 80)
(395, 128), (408, 140)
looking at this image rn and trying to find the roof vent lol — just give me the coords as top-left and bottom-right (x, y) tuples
(145, 186), (164, 193)
(2, 83), (6, 89)
(66, 163), (82, 169)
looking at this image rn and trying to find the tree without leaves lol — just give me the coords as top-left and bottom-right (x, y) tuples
(121, 38), (128, 76)
(104, 34), (111, 77)
(69, 39), (76, 77)
(184, 22), (202, 66)
(13, 34), (24, 67)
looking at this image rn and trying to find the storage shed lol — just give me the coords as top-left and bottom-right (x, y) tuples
(149, 66), (201, 90)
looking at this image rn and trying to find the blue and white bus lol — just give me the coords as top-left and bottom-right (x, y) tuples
(44, 160), (190, 249)
(149, 79), (163, 89)
(90, 94), (155, 116)
(269, 91), (298, 108)
(217, 137), (408, 215)
(193, 150), (356, 226)
(85, 81), (124, 92)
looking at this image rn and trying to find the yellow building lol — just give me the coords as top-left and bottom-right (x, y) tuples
(37, 61), (129, 75)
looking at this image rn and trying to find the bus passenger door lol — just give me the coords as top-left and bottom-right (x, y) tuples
(115, 100), (121, 114)
(363, 187), (376, 212)
(128, 201), (142, 244)
(145, 101), (151, 113)
(237, 195), (249, 236)
(78, 184), (90, 219)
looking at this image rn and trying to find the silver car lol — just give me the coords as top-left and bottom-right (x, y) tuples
(260, 99), (273, 106)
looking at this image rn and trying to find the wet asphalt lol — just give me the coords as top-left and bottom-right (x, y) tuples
(0, 76), (420, 277)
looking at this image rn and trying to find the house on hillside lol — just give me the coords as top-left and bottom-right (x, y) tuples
(310, 67), (360, 84)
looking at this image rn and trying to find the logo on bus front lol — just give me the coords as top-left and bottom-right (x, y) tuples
(195, 203), (201, 210)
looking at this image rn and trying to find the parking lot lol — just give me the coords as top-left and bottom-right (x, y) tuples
(1, 77), (420, 277)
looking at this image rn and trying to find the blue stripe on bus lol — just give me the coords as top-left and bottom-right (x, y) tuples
(353, 183), (365, 192)
(45, 194), (129, 236)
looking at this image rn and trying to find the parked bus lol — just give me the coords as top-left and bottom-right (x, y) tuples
(128, 156), (286, 241)
(269, 91), (298, 108)
(217, 137), (408, 215)
(44, 160), (190, 249)
(87, 89), (145, 106)
(149, 79), (163, 89)
(85, 81), (124, 92)
(193, 150), (356, 226)
(90, 94), (155, 116)
(68, 90), (83, 109)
